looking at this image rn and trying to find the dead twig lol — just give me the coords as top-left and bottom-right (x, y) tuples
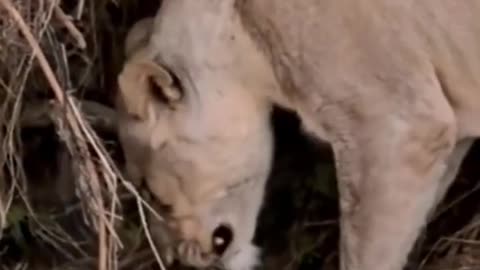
(0, 1), (111, 269)
(21, 99), (117, 131)
(52, 3), (87, 49)
(0, 0), (65, 104)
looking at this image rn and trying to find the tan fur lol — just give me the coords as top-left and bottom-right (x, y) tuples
(124, 17), (154, 59)
(117, 1), (480, 270)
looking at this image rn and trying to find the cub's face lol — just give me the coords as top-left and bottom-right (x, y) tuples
(117, 18), (273, 270)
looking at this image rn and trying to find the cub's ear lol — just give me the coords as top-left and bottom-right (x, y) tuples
(117, 59), (182, 120)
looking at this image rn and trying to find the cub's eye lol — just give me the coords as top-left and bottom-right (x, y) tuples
(212, 224), (233, 256)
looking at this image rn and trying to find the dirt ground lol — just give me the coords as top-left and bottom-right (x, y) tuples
(1, 1), (480, 269)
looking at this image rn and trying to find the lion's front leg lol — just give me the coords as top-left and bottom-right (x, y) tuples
(305, 85), (459, 270)
(333, 114), (456, 270)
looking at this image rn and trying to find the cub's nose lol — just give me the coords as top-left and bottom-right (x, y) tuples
(212, 224), (233, 256)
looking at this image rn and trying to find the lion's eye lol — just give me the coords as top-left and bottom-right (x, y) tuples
(158, 201), (173, 214)
(212, 224), (233, 256)
(151, 197), (172, 215)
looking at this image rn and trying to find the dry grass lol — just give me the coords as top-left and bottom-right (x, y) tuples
(1, 1), (480, 270)
(0, 0), (164, 269)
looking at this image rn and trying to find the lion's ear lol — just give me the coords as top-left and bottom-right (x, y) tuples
(117, 59), (182, 120)
(124, 17), (154, 58)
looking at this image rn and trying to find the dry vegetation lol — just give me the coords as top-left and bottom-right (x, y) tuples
(0, 1), (480, 270)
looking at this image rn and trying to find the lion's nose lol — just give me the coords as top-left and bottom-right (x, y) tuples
(172, 217), (200, 240)
(169, 217), (212, 253)
(212, 224), (233, 256)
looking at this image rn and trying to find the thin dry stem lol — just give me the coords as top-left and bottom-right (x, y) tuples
(0, 2), (168, 269)
(0, 0), (65, 104)
(52, 3), (86, 49)
(137, 197), (167, 270)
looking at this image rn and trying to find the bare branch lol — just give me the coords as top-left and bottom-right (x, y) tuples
(21, 100), (117, 132)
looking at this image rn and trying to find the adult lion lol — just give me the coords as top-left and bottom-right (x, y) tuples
(116, 1), (480, 270)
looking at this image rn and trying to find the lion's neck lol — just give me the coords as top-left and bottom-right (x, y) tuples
(154, 0), (289, 107)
